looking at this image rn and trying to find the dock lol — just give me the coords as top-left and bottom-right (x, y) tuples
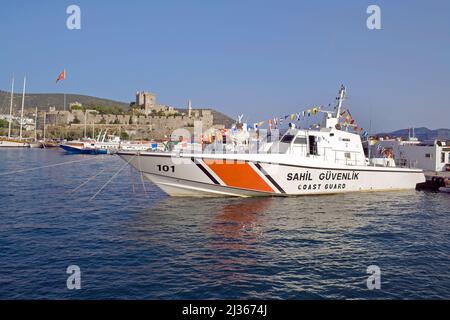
(416, 171), (450, 191)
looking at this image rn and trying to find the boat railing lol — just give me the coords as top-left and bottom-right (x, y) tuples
(396, 158), (419, 169)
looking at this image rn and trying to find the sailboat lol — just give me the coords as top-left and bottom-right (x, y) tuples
(0, 77), (29, 148)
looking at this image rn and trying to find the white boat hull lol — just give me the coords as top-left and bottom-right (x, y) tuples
(118, 152), (426, 197)
(29, 142), (43, 148)
(0, 140), (29, 148)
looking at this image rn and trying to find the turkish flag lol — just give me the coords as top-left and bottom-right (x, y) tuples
(56, 69), (66, 83)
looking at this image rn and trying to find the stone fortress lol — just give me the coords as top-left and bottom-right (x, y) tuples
(37, 91), (220, 139)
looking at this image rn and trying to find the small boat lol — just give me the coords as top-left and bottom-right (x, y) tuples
(61, 131), (121, 155)
(60, 141), (108, 155)
(120, 141), (157, 151)
(29, 141), (43, 148)
(41, 140), (60, 148)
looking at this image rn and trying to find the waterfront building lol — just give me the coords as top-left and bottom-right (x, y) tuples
(372, 138), (450, 172)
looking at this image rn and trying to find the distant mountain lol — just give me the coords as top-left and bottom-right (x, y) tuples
(0, 91), (234, 127)
(378, 127), (450, 141)
(0, 90), (129, 111)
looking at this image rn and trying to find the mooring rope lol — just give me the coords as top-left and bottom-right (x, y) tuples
(89, 155), (136, 201)
(0, 156), (104, 177)
(137, 151), (148, 195)
(70, 165), (113, 193)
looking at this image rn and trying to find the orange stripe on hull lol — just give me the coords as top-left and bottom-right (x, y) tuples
(203, 159), (274, 193)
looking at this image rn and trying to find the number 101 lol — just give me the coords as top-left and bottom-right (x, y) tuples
(157, 165), (175, 173)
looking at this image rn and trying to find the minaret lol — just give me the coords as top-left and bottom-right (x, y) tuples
(188, 100), (192, 117)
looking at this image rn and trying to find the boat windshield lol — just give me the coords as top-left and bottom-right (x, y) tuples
(280, 134), (295, 143)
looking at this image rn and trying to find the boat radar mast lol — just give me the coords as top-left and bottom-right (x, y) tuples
(335, 84), (346, 119)
(320, 85), (346, 129)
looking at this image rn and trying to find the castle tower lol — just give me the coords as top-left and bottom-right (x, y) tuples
(136, 91), (156, 115)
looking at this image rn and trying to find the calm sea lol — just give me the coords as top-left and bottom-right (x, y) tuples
(0, 148), (449, 299)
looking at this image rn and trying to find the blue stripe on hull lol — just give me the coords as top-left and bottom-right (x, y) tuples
(60, 145), (108, 155)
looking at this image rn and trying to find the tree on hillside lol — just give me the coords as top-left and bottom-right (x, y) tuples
(72, 117), (81, 124)
(0, 119), (9, 128)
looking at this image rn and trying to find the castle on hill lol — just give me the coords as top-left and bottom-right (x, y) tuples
(34, 91), (220, 139)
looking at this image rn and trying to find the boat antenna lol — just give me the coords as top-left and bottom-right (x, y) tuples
(335, 84), (346, 119)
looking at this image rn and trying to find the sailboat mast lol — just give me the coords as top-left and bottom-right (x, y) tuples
(19, 76), (26, 139)
(8, 77), (14, 138)
(34, 107), (38, 141)
(84, 110), (87, 137)
(43, 112), (47, 141)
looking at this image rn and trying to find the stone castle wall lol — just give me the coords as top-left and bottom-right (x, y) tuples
(37, 109), (214, 139)
(35, 91), (219, 139)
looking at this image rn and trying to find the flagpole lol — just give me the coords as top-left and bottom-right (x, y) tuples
(64, 93), (66, 111)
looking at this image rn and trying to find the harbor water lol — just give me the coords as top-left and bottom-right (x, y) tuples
(0, 149), (449, 299)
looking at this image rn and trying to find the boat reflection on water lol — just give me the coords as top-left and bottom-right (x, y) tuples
(106, 190), (444, 298)
(127, 197), (273, 247)
(206, 198), (273, 250)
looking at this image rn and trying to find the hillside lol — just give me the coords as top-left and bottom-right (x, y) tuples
(0, 90), (129, 111)
(0, 91), (234, 127)
(378, 127), (450, 141)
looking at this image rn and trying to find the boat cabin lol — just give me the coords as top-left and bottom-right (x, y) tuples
(274, 127), (367, 166)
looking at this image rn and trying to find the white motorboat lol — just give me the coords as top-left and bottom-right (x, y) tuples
(120, 141), (157, 151)
(118, 86), (425, 197)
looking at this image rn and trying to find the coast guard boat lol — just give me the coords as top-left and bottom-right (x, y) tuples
(118, 86), (425, 197)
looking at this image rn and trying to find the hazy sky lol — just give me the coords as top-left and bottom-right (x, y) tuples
(1, 0), (449, 132)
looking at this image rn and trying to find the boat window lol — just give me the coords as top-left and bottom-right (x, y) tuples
(308, 136), (318, 155)
(345, 152), (351, 159)
(281, 135), (295, 143)
(442, 152), (445, 163)
(294, 137), (307, 145)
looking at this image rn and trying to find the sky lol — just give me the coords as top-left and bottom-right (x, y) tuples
(1, 0), (449, 132)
